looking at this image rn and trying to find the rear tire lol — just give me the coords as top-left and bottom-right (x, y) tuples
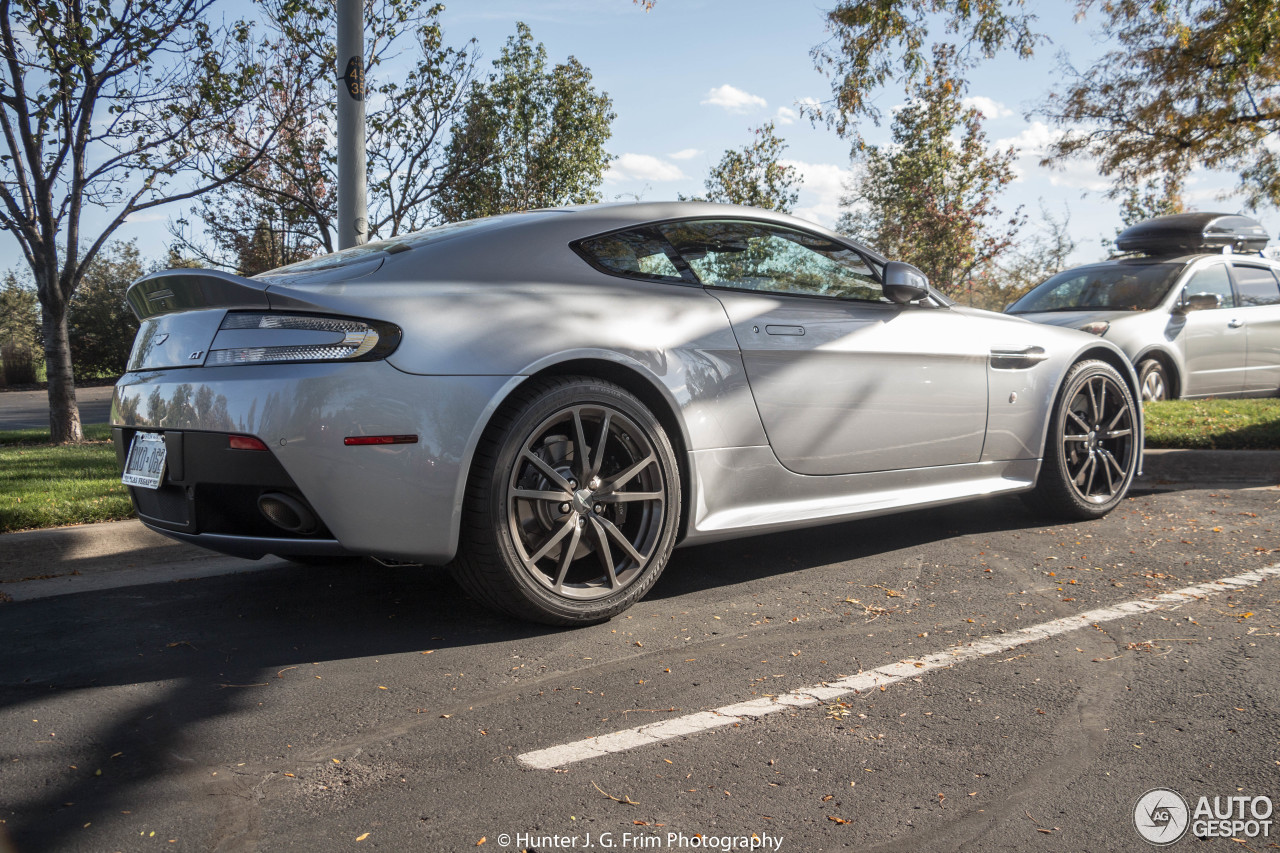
(450, 376), (681, 626)
(1137, 358), (1169, 401)
(1024, 360), (1139, 520)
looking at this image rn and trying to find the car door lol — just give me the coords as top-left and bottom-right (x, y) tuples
(656, 220), (988, 476)
(1228, 262), (1280, 394)
(1179, 262), (1247, 397)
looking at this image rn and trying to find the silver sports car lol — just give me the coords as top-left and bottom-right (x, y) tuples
(113, 202), (1143, 624)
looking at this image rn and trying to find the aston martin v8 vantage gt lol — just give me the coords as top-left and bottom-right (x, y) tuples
(113, 202), (1143, 625)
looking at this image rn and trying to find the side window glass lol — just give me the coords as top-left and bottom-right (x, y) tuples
(575, 228), (685, 282)
(1184, 265), (1234, 309)
(658, 220), (883, 301)
(1232, 265), (1280, 306)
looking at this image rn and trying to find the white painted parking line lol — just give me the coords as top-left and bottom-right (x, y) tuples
(518, 564), (1280, 770)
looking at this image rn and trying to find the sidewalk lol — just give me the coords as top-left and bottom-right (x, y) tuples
(0, 449), (1275, 591)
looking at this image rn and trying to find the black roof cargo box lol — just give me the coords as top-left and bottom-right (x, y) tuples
(1116, 212), (1269, 255)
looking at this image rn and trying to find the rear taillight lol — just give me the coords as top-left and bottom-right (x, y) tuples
(206, 312), (400, 365)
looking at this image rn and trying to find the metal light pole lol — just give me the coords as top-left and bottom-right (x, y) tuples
(336, 0), (367, 249)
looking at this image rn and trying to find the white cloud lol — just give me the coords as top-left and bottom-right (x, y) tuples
(668, 148), (701, 161)
(962, 96), (1014, 119)
(701, 84), (767, 112)
(782, 159), (856, 229)
(996, 121), (1065, 156)
(775, 106), (798, 125)
(607, 153), (687, 183)
(996, 121), (1109, 191)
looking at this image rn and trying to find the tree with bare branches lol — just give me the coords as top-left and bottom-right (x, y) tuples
(0, 0), (293, 441)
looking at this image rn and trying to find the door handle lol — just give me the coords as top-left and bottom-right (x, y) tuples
(1228, 319), (1245, 328)
(765, 325), (805, 336)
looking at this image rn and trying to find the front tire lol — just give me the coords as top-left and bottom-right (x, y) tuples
(450, 376), (681, 626)
(1024, 360), (1139, 520)
(1137, 358), (1169, 401)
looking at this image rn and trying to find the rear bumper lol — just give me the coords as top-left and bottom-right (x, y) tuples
(112, 361), (520, 563)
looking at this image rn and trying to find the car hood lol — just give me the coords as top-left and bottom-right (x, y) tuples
(1007, 309), (1145, 329)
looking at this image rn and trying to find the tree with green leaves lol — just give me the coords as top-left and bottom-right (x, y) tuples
(1044, 1), (1280, 209)
(0, 269), (40, 385)
(691, 122), (801, 212)
(815, 0), (1280, 208)
(171, 0), (481, 273)
(839, 47), (1023, 298)
(68, 241), (144, 377)
(437, 23), (615, 222)
(988, 204), (1077, 309)
(0, 0), (292, 441)
(0, 270), (38, 353)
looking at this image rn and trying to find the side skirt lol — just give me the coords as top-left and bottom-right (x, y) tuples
(680, 446), (1039, 546)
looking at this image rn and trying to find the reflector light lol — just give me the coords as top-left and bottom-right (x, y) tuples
(229, 435), (269, 451)
(343, 434), (419, 446)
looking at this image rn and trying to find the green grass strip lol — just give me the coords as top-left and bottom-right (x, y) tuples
(0, 424), (133, 532)
(0, 399), (1276, 533)
(1143, 398), (1280, 450)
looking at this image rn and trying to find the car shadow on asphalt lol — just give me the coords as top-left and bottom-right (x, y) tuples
(651, 493), (1044, 601)
(0, 491), (1130, 850)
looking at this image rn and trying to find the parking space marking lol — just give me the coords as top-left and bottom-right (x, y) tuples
(518, 564), (1280, 770)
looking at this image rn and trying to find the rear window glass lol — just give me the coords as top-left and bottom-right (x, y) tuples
(1008, 262), (1183, 313)
(574, 228), (686, 282)
(256, 215), (531, 277)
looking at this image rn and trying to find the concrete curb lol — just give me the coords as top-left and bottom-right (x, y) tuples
(1141, 448), (1280, 485)
(0, 450), (1276, 588)
(0, 519), (215, 585)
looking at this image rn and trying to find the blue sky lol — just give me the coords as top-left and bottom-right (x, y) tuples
(5, 0), (1267, 273)
(436, 0), (1263, 262)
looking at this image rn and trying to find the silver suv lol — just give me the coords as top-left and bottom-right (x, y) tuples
(1006, 213), (1280, 400)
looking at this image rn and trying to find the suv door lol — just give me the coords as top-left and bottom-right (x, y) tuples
(1179, 262), (1247, 397)
(657, 220), (988, 475)
(1228, 262), (1280, 394)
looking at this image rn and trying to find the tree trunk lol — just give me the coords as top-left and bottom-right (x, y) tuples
(41, 300), (83, 444)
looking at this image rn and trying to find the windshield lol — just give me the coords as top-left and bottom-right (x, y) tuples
(1007, 262), (1185, 313)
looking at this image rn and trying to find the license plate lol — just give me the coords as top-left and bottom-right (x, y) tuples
(122, 432), (168, 489)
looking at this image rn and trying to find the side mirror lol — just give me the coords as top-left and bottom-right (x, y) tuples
(1175, 292), (1222, 314)
(883, 261), (929, 304)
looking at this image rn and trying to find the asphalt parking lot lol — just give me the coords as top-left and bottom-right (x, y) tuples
(1, 471), (1278, 852)
(0, 386), (114, 430)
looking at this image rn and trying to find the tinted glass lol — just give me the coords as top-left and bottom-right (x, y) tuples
(658, 220), (882, 301)
(575, 228), (684, 282)
(1007, 263), (1182, 312)
(1232, 264), (1280, 306)
(1184, 264), (1235, 308)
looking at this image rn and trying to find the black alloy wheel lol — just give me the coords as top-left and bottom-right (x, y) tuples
(451, 376), (681, 625)
(1025, 360), (1139, 519)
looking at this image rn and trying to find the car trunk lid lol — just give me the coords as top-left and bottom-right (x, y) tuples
(125, 270), (273, 371)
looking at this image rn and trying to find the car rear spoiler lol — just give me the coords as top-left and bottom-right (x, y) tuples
(125, 269), (271, 321)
